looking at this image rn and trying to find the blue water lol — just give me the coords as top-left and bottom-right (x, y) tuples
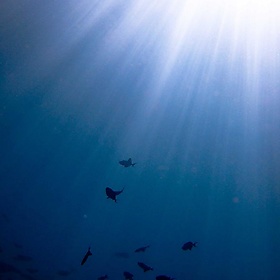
(1, 1), (280, 279)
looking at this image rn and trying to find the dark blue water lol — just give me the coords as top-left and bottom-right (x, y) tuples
(1, 1), (280, 279)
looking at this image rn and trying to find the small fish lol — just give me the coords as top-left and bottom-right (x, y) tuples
(123, 271), (133, 280)
(137, 262), (153, 272)
(81, 247), (92, 265)
(182, 241), (197, 251)
(98, 275), (108, 280)
(134, 245), (150, 253)
(119, 158), (136, 168)
(156, 275), (175, 280)
(106, 187), (124, 202)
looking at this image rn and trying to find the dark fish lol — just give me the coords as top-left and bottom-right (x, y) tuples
(81, 247), (92, 265)
(114, 252), (129, 259)
(182, 241), (197, 251)
(123, 271), (133, 280)
(137, 262), (153, 272)
(13, 254), (33, 262)
(156, 275), (175, 280)
(119, 158), (136, 168)
(98, 275), (108, 280)
(134, 245), (150, 253)
(106, 187), (124, 202)
(57, 270), (71, 276)
(0, 261), (21, 273)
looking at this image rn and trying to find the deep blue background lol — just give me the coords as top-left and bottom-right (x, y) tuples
(1, 1), (280, 279)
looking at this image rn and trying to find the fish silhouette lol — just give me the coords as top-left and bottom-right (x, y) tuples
(119, 158), (136, 167)
(182, 241), (197, 251)
(134, 245), (150, 253)
(156, 275), (175, 280)
(98, 275), (108, 280)
(137, 262), (153, 272)
(81, 247), (92, 265)
(106, 187), (124, 202)
(123, 271), (133, 280)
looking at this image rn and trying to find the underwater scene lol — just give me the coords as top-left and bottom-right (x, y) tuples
(0, 1), (280, 279)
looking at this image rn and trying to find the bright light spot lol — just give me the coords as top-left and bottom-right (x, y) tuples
(92, 0), (279, 85)
(56, 0), (280, 108)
